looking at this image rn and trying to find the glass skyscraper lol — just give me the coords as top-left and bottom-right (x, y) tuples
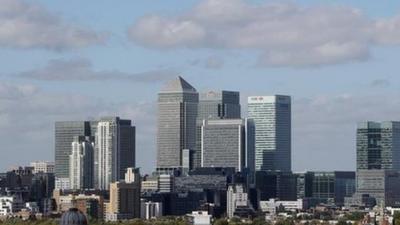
(157, 76), (198, 170)
(55, 121), (91, 178)
(357, 121), (400, 170)
(247, 95), (291, 172)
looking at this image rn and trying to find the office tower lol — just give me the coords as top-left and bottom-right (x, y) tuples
(201, 119), (255, 172)
(94, 117), (135, 190)
(69, 136), (95, 189)
(255, 171), (297, 201)
(198, 91), (241, 120)
(30, 161), (55, 174)
(55, 121), (90, 178)
(348, 170), (400, 207)
(157, 76), (198, 170)
(357, 121), (400, 170)
(106, 168), (141, 221)
(193, 90), (241, 169)
(247, 95), (291, 172)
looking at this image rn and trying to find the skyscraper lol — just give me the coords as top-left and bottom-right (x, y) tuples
(69, 136), (95, 189)
(193, 90), (241, 168)
(356, 121), (400, 170)
(198, 91), (241, 120)
(247, 95), (291, 172)
(94, 117), (135, 190)
(55, 121), (90, 178)
(201, 118), (255, 172)
(157, 76), (198, 170)
(347, 121), (400, 207)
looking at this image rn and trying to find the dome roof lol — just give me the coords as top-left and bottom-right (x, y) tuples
(60, 208), (88, 225)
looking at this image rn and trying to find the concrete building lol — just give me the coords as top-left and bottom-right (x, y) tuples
(247, 95), (291, 172)
(157, 76), (198, 170)
(69, 136), (95, 189)
(158, 174), (175, 193)
(140, 201), (163, 220)
(187, 211), (212, 225)
(94, 117), (135, 190)
(194, 91), (241, 168)
(105, 168), (141, 221)
(30, 161), (55, 174)
(55, 121), (90, 178)
(259, 199), (306, 214)
(55, 177), (71, 190)
(201, 119), (255, 172)
(0, 196), (24, 216)
(227, 184), (251, 218)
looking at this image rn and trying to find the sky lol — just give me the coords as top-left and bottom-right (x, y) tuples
(1, 0), (400, 174)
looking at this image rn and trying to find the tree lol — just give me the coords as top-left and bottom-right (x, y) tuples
(214, 219), (229, 225)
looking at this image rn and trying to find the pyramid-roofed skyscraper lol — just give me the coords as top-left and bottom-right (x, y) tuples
(157, 76), (199, 170)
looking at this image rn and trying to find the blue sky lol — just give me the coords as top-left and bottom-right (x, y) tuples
(1, 0), (400, 173)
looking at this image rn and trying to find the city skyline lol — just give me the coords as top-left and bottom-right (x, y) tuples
(3, 0), (400, 173)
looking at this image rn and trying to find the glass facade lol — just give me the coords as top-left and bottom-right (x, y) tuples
(357, 121), (400, 170)
(247, 95), (291, 172)
(55, 121), (90, 178)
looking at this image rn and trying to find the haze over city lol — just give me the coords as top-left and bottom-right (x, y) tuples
(2, 0), (400, 174)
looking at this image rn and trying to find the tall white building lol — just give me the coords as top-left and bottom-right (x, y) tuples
(94, 117), (135, 190)
(30, 161), (55, 174)
(247, 95), (291, 172)
(69, 136), (95, 189)
(227, 184), (250, 218)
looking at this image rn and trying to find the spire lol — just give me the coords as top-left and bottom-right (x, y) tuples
(161, 76), (197, 93)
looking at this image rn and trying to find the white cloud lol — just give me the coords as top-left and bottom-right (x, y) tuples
(0, 0), (105, 50)
(17, 58), (178, 83)
(128, 0), (400, 67)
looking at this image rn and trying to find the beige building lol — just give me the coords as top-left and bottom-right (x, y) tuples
(105, 168), (141, 221)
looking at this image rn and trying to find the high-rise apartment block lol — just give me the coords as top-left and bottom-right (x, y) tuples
(94, 117), (135, 190)
(247, 95), (291, 172)
(69, 136), (95, 189)
(55, 117), (135, 190)
(201, 119), (255, 172)
(157, 77), (198, 170)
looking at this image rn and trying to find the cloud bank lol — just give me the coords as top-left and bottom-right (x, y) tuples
(0, 0), (105, 50)
(128, 0), (400, 67)
(17, 58), (178, 83)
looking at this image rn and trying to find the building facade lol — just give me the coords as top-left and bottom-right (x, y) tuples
(94, 117), (135, 190)
(55, 121), (90, 178)
(106, 168), (141, 221)
(30, 161), (55, 174)
(201, 119), (255, 172)
(157, 77), (198, 170)
(193, 90), (241, 169)
(247, 95), (291, 172)
(69, 136), (95, 190)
